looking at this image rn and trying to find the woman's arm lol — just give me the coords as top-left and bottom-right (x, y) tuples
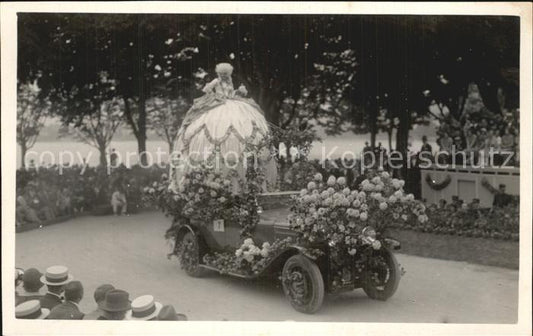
(202, 78), (219, 93)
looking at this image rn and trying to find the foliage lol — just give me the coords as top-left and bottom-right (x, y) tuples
(146, 95), (188, 152)
(17, 81), (51, 167)
(391, 203), (519, 241)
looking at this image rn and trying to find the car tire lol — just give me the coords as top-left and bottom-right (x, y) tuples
(179, 232), (205, 278)
(362, 247), (401, 301)
(281, 254), (325, 314)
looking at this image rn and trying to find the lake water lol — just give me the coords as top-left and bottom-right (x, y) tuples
(16, 127), (436, 168)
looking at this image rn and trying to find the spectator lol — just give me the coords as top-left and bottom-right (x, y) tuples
(437, 132), (453, 164)
(16, 300), (50, 319)
(47, 281), (85, 319)
(84, 284), (115, 320)
(500, 128), (515, 152)
(110, 148), (118, 167)
(56, 188), (73, 216)
(111, 187), (128, 216)
(418, 135), (433, 165)
(157, 305), (188, 321)
(126, 295), (162, 321)
(16, 268), (45, 306)
(482, 178), (512, 208)
(40, 265), (74, 310)
(16, 189), (41, 225)
(97, 289), (132, 320)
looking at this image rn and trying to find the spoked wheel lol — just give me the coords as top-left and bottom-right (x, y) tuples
(178, 232), (205, 277)
(281, 255), (324, 314)
(362, 247), (401, 301)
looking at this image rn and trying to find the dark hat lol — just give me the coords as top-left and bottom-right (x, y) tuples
(94, 284), (115, 304)
(157, 305), (188, 321)
(98, 289), (131, 312)
(22, 268), (44, 291)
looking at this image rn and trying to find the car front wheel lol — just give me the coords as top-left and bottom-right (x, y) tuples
(362, 247), (401, 300)
(281, 254), (325, 314)
(179, 232), (205, 277)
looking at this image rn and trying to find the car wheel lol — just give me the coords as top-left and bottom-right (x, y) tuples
(179, 232), (205, 277)
(281, 254), (325, 314)
(362, 247), (400, 300)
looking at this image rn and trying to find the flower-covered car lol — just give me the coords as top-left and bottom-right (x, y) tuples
(146, 168), (427, 314)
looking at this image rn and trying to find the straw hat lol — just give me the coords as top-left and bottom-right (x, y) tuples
(126, 295), (162, 320)
(15, 300), (50, 319)
(40, 265), (73, 286)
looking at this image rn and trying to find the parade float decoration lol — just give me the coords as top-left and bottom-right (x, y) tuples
(145, 62), (430, 313)
(145, 167), (428, 314)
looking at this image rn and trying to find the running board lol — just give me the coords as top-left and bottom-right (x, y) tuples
(199, 264), (254, 279)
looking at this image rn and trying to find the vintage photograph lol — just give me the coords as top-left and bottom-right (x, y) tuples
(2, 2), (532, 336)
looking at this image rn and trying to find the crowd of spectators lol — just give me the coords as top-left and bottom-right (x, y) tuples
(15, 265), (187, 320)
(432, 84), (519, 166)
(16, 163), (165, 227)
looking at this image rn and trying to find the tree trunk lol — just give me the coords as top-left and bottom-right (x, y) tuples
(137, 97), (148, 166)
(368, 105), (378, 149)
(395, 108), (411, 179)
(167, 141), (174, 154)
(388, 129), (393, 152)
(20, 142), (27, 169)
(98, 145), (108, 170)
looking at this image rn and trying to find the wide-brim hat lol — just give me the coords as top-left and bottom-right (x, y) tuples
(40, 265), (73, 286)
(16, 300), (50, 319)
(98, 289), (131, 312)
(157, 305), (188, 321)
(126, 295), (162, 320)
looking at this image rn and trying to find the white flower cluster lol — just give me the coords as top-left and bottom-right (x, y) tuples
(235, 238), (271, 262)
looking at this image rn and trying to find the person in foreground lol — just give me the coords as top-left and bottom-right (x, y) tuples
(83, 284), (115, 320)
(39, 265), (74, 310)
(16, 300), (50, 319)
(15, 268), (45, 306)
(97, 289), (131, 320)
(47, 281), (85, 319)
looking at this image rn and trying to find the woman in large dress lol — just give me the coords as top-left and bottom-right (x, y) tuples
(169, 63), (277, 193)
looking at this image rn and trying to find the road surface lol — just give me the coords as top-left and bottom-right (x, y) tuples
(15, 212), (518, 323)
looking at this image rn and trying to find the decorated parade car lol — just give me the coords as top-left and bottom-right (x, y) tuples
(143, 62), (428, 314)
(146, 169), (427, 314)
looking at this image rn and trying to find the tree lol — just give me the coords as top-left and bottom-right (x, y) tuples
(17, 80), (50, 168)
(57, 72), (123, 168)
(146, 95), (188, 152)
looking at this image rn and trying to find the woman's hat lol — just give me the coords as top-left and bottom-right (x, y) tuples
(16, 300), (50, 319)
(22, 268), (44, 290)
(157, 305), (188, 321)
(126, 295), (162, 320)
(215, 63), (233, 75)
(40, 265), (73, 286)
(98, 289), (131, 312)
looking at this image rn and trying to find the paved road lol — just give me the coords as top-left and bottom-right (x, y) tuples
(15, 212), (518, 323)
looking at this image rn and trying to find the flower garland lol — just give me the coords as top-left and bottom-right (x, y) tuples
(204, 237), (292, 275)
(425, 174), (452, 191)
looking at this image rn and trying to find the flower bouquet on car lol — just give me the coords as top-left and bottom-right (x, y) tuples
(289, 170), (428, 258)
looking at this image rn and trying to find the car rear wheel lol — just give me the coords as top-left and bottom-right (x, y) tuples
(362, 247), (400, 300)
(281, 254), (325, 314)
(179, 232), (205, 277)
